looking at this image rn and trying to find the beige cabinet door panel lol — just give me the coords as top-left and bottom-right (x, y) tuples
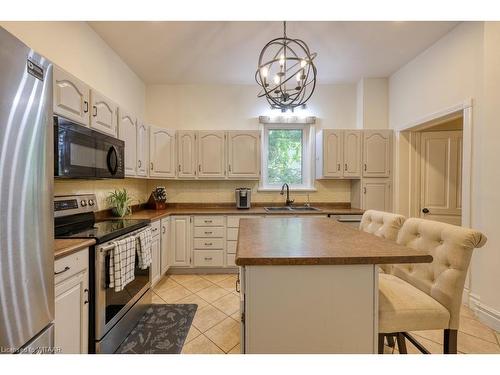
(420, 131), (462, 225)
(323, 130), (343, 177)
(149, 126), (176, 178)
(90, 91), (117, 136)
(177, 131), (197, 178)
(118, 110), (137, 177)
(198, 131), (226, 178)
(150, 236), (161, 286)
(170, 216), (191, 267)
(136, 122), (149, 177)
(53, 66), (90, 126)
(362, 178), (391, 212)
(363, 130), (392, 177)
(227, 131), (261, 179)
(160, 218), (170, 275)
(343, 130), (361, 177)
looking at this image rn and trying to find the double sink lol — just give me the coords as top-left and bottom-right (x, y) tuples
(264, 206), (322, 212)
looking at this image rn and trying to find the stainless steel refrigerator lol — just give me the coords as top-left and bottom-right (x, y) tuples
(0, 27), (54, 354)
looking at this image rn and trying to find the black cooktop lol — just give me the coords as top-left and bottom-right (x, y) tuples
(55, 217), (149, 244)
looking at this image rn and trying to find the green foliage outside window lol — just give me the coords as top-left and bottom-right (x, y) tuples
(267, 129), (303, 185)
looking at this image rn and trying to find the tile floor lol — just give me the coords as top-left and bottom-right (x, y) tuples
(152, 274), (500, 354)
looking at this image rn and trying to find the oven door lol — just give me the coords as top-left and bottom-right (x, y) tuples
(95, 234), (151, 341)
(54, 116), (125, 179)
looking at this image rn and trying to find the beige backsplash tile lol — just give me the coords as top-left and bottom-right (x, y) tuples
(54, 177), (352, 209)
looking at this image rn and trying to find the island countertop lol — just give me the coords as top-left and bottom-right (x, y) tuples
(235, 217), (432, 266)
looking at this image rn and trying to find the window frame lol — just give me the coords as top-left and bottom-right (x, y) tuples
(259, 122), (316, 191)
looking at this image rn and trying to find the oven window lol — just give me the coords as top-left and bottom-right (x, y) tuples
(104, 255), (149, 324)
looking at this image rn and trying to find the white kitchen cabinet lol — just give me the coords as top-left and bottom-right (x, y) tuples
(362, 178), (391, 212)
(151, 235), (161, 286)
(177, 131), (198, 178)
(343, 130), (362, 178)
(53, 66), (90, 126)
(118, 110), (137, 177)
(316, 129), (361, 179)
(227, 131), (261, 179)
(149, 126), (176, 178)
(169, 216), (192, 267)
(136, 122), (149, 177)
(89, 90), (118, 136)
(198, 131), (226, 178)
(54, 248), (89, 354)
(160, 218), (170, 275)
(363, 130), (392, 177)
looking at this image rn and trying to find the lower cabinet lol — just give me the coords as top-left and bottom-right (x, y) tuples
(362, 178), (391, 212)
(54, 248), (89, 354)
(160, 218), (170, 274)
(170, 216), (192, 267)
(150, 233), (161, 286)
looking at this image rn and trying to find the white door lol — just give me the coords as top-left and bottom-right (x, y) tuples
(420, 131), (462, 225)
(149, 126), (176, 178)
(227, 131), (261, 179)
(55, 270), (89, 354)
(198, 131), (226, 178)
(362, 178), (391, 212)
(363, 130), (392, 177)
(177, 131), (197, 178)
(136, 122), (149, 177)
(343, 130), (361, 178)
(118, 110), (137, 177)
(53, 66), (90, 126)
(322, 130), (343, 178)
(150, 236), (161, 286)
(160, 218), (170, 275)
(89, 90), (118, 136)
(170, 216), (191, 267)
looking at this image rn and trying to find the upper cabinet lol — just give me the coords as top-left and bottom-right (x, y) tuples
(363, 130), (392, 177)
(90, 91), (118, 137)
(198, 131), (226, 178)
(136, 122), (149, 177)
(53, 66), (90, 126)
(227, 131), (261, 179)
(362, 178), (391, 211)
(316, 129), (361, 179)
(177, 131), (198, 178)
(118, 110), (137, 177)
(149, 126), (176, 178)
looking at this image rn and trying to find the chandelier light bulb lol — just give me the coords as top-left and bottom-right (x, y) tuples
(261, 67), (268, 78)
(279, 55), (285, 66)
(296, 72), (301, 82)
(273, 75), (280, 85)
(300, 59), (307, 68)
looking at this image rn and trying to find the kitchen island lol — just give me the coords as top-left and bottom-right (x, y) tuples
(235, 217), (432, 354)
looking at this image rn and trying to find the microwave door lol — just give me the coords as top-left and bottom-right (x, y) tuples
(96, 140), (124, 179)
(55, 126), (97, 178)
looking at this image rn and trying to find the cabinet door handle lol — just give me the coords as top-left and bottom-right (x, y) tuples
(204, 231), (213, 235)
(138, 160), (142, 168)
(364, 163), (367, 171)
(162, 226), (166, 234)
(344, 163), (347, 171)
(236, 278), (240, 293)
(198, 164), (201, 172)
(83, 101), (89, 113)
(178, 164), (181, 172)
(84, 288), (89, 304)
(204, 242), (213, 246)
(363, 187), (367, 194)
(204, 257), (213, 261)
(204, 220), (212, 224)
(54, 266), (70, 275)
(150, 162), (153, 171)
(337, 163), (340, 171)
(92, 105), (97, 117)
(228, 164), (231, 172)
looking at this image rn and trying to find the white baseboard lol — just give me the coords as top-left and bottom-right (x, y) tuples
(464, 292), (500, 332)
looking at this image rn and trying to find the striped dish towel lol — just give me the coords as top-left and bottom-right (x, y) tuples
(109, 236), (136, 292)
(136, 227), (152, 270)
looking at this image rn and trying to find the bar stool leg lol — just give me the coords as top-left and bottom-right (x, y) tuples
(443, 329), (458, 354)
(397, 333), (407, 354)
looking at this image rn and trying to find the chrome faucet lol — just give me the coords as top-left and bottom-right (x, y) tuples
(280, 183), (295, 207)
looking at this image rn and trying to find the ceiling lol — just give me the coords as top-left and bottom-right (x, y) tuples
(88, 21), (459, 85)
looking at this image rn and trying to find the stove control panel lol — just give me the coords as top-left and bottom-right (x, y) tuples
(54, 194), (98, 218)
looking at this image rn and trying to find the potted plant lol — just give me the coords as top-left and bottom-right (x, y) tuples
(107, 189), (134, 217)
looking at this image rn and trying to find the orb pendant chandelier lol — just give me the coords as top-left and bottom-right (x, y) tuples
(255, 21), (318, 112)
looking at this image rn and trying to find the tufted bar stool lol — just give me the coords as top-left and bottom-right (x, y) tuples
(359, 210), (406, 274)
(378, 218), (487, 354)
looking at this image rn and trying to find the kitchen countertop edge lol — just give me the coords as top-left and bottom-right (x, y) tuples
(54, 238), (96, 260)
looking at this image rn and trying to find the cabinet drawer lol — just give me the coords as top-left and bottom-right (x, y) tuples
(227, 240), (237, 254)
(55, 248), (89, 284)
(227, 254), (236, 267)
(227, 227), (239, 241)
(193, 250), (224, 267)
(150, 220), (161, 238)
(194, 216), (224, 227)
(193, 238), (224, 249)
(194, 226), (225, 238)
(227, 216), (241, 228)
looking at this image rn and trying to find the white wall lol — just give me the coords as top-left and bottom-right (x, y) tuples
(0, 21), (146, 117)
(389, 21), (500, 328)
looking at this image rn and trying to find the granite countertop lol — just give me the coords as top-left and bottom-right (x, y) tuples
(54, 239), (96, 260)
(235, 217), (433, 266)
(121, 204), (364, 222)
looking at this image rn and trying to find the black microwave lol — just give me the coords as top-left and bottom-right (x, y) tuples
(54, 116), (125, 179)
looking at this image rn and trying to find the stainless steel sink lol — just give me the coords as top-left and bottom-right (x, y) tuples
(264, 206), (322, 212)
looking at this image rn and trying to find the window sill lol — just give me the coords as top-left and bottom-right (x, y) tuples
(257, 187), (318, 193)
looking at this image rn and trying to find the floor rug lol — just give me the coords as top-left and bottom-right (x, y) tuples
(116, 304), (197, 354)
